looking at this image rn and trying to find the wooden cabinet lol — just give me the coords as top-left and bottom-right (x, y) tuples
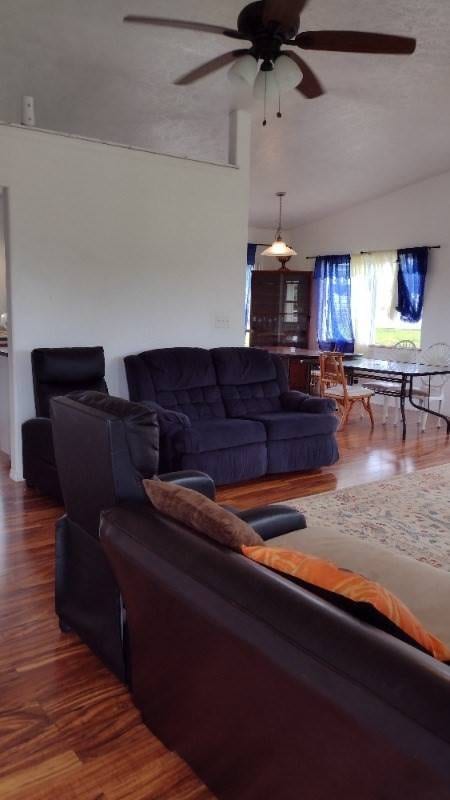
(249, 270), (311, 348)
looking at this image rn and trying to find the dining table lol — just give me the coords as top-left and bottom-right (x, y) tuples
(342, 356), (450, 440)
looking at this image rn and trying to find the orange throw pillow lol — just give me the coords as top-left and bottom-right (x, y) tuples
(242, 545), (450, 663)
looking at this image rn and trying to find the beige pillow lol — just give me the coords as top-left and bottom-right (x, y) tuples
(143, 479), (264, 552)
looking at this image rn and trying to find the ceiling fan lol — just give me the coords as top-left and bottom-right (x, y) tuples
(124, 0), (416, 101)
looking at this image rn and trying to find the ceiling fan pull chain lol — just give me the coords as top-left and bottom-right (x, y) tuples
(277, 92), (282, 119)
(263, 72), (267, 126)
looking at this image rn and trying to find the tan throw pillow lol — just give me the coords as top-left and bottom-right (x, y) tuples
(143, 479), (264, 552)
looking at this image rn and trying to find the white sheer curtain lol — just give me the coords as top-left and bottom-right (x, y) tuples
(350, 251), (397, 352)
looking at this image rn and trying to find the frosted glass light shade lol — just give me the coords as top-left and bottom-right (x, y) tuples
(262, 239), (297, 257)
(228, 55), (258, 87)
(254, 69), (279, 100)
(273, 54), (302, 91)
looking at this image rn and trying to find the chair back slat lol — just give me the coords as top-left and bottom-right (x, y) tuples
(319, 353), (348, 400)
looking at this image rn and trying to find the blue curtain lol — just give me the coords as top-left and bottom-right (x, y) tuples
(245, 243), (257, 331)
(396, 247), (428, 323)
(314, 254), (355, 353)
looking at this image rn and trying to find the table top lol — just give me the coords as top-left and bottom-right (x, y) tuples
(256, 347), (450, 375)
(343, 357), (450, 376)
(258, 346), (362, 360)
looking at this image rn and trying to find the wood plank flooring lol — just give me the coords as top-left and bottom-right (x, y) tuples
(1, 408), (450, 798)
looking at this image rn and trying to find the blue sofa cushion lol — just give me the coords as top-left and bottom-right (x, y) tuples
(245, 411), (338, 442)
(174, 418), (266, 455)
(212, 347), (288, 417)
(138, 348), (225, 420)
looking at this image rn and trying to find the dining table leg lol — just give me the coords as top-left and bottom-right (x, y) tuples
(400, 376), (408, 440)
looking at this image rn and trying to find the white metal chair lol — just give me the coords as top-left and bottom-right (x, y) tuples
(362, 340), (427, 425)
(418, 343), (450, 431)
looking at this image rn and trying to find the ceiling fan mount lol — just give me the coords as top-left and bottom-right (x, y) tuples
(124, 0), (416, 99)
(236, 1), (301, 46)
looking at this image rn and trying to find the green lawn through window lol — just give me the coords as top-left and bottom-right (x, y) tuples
(375, 328), (422, 348)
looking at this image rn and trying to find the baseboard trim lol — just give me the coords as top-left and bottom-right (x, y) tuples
(10, 467), (24, 482)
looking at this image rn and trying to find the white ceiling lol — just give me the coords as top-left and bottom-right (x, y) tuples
(1, 0), (450, 228)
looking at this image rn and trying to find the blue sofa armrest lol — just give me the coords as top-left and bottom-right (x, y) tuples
(281, 391), (336, 415)
(140, 400), (191, 433)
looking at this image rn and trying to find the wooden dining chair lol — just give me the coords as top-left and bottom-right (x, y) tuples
(319, 352), (374, 429)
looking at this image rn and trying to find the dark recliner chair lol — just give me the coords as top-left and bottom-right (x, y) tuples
(22, 347), (108, 499)
(51, 391), (305, 681)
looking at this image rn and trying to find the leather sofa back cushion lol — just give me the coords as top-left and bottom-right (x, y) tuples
(242, 545), (450, 663)
(66, 391), (159, 477)
(32, 347), (107, 417)
(212, 348), (287, 417)
(33, 347), (105, 383)
(144, 479), (263, 552)
(140, 348), (225, 421)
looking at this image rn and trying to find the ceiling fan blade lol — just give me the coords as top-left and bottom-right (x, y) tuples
(263, 0), (309, 30)
(285, 52), (325, 98)
(295, 30), (416, 55)
(123, 15), (245, 40)
(174, 50), (249, 86)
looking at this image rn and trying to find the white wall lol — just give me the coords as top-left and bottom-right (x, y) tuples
(291, 169), (450, 406)
(0, 115), (251, 479)
(0, 193), (6, 317)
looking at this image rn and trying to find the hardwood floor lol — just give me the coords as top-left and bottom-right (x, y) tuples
(1, 408), (449, 798)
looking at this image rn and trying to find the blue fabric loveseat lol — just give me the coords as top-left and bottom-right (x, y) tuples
(124, 347), (339, 485)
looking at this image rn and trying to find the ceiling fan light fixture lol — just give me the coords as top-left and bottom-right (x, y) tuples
(253, 68), (279, 100)
(227, 54), (258, 87)
(273, 54), (303, 91)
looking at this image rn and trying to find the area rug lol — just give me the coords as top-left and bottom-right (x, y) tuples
(287, 464), (450, 572)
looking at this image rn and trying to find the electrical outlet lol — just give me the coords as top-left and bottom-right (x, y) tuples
(214, 314), (230, 329)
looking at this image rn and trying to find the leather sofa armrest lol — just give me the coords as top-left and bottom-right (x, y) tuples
(140, 400), (191, 433)
(22, 416), (52, 430)
(158, 470), (216, 500)
(22, 416), (54, 445)
(281, 391), (336, 415)
(235, 504), (306, 541)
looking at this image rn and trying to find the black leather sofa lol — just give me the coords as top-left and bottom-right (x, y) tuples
(50, 391), (304, 681)
(100, 500), (450, 800)
(22, 347), (108, 499)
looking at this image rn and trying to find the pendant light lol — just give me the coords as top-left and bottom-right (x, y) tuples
(261, 192), (297, 270)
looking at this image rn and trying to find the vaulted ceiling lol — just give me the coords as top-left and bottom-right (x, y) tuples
(1, 0), (450, 227)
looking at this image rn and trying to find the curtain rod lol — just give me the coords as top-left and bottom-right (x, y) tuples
(360, 245), (440, 255)
(305, 245), (441, 261)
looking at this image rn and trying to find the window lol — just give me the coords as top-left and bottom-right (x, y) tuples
(351, 251), (422, 351)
